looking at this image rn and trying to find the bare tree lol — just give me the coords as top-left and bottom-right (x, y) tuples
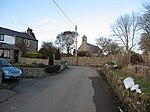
(96, 37), (120, 56)
(111, 13), (139, 65)
(139, 3), (150, 53)
(55, 31), (78, 56)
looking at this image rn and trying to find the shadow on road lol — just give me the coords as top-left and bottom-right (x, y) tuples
(2, 79), (20, 90)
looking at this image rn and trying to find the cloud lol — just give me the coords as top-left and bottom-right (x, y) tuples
(51, 19), (57, 24)
(40, 18), (50, 24)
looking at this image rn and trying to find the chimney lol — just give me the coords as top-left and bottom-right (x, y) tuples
(27, 27), (33, 36)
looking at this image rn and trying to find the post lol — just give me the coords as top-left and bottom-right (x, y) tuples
(75, 25), (78, 66)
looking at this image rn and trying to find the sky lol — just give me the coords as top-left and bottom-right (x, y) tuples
(0, 0), (149, 50)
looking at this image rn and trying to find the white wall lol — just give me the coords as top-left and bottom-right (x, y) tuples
(0, 35), (15, 44)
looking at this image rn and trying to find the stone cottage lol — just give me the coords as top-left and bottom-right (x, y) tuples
(0, 27), (38, 63)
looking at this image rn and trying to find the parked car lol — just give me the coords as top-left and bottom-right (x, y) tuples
(0, 58), (22, 80)
(0, 66), (2, 83)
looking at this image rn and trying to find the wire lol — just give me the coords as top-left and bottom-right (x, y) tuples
(52, 0), (75, 25)
(36, 26), (74, 34)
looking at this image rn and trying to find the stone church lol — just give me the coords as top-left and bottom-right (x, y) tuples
(78, 35), (101, 56)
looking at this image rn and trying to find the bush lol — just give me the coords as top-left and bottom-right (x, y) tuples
(130, 53), (144, 65)
(107, 61), (115, 65)
(55, 49), (61, 60)
(31, 62), (38, 67)
(49, 51), (54, 66)
(25, 52), (42, 58)
(45, 65), (61, 73)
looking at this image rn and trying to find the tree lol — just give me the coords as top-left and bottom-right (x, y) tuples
(96, 37), (120, 55)
(130, 52), (144, 65)
(139, 33), (150, 52)
(49, 51), (54, 66)
(39, 41), (56, 59)
(139, 3), (150, 52)
(111, 13), (139, 65)
(55, 49), (61, 60)
(55, 31), (78, 56)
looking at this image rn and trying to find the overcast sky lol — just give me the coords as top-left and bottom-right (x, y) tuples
(0, 0), (149, 49)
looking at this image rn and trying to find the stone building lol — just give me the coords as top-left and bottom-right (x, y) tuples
(78, 35), (101, 56)
(0, 27), (38, 63)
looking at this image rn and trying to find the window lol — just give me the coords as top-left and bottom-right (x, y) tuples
(24, 39), (30, 47)
(0, 34), (4, 41)
(4, 50), (10, 58)
(0, 50), (10, 58)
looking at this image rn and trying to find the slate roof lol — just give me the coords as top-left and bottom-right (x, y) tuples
(0, 27), (38, 41)
(87, 43), (101, 53)
(0, 42), (20, 50)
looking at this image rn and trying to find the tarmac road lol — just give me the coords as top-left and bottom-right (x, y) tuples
(0, 66), (119, 112)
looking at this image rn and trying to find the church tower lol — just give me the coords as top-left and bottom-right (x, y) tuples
(82, 35), (87, 44)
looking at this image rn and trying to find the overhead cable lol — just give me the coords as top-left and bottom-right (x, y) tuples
(53, 0), (75, 25)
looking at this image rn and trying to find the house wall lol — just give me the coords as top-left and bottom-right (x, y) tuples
(15, 37), (38, 52)
(27, 40), (38, 52)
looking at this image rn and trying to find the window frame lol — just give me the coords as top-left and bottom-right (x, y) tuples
(0, 34), (4, 41)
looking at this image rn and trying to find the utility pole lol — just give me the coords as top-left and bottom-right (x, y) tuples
(75, 25), (78, 65)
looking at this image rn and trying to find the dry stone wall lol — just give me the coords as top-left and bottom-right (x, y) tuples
(100, 67), (150, 112)
(20, 57), (110, 67)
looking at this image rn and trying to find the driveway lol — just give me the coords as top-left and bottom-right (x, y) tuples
(0, 66), (119, 112)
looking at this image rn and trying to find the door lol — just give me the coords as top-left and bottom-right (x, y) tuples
(14, 50), (19, 63)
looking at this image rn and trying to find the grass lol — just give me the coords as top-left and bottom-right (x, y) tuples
(113, 69), (150, 99)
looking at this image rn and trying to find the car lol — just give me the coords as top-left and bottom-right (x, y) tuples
(0, 58), (22, 80)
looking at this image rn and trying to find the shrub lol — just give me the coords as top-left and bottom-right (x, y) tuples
(45, 65), (61, 73)
(55, 49), (61, 60)
(25, 52), (42, 58)
(130, 53), (144, 65)
(31, 62), (38, 67)
(38, 47), (49, 59)
(49, 51), (54, 66)
(107, 61), (115, 65)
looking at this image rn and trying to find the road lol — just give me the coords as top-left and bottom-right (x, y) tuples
(0, 66), (119, 112)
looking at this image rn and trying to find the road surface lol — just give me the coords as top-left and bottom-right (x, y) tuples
(0, 66), (119, 112)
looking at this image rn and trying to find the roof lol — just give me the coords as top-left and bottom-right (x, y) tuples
(0, 43), (20, 51)
(87, 43), (101, 53)
(0, 27), (38, 41)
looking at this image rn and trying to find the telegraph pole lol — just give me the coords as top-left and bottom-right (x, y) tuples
(75, 25), (78, 65)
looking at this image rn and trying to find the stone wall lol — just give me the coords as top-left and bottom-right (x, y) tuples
(20, 58), (49, 65)
(20, 57), (110, 67)
(62, 57), (110, 66)
(100, 67), (150, 112)
(20, 67), (46, 78)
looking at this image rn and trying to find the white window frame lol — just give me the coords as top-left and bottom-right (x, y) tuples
(24, 39), (30, 47)
(0, 34), (4, 41)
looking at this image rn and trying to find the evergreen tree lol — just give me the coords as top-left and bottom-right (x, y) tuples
(49, 51), (54, 66)
(55, 49), (61, 60)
